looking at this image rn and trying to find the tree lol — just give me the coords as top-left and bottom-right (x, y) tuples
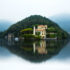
(20, 28), (33, 35)
(36, 32), (40, 36)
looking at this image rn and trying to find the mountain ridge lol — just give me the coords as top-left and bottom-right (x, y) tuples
(4, 15), (69, 39)
(0, 20), (13, 32)
(50, 14), (70, 32)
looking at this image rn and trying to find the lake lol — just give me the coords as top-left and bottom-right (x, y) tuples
(0, 39), (70, 70)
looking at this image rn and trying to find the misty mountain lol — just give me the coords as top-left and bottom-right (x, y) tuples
(50, 14), (70, 32)
(5, 15), (69, 39)
(0, 20), (13, 32)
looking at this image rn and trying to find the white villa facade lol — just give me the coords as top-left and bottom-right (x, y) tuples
(33, 25), (48, 39)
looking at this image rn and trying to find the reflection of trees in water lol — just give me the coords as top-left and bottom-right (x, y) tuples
(0, 39), (69, 63)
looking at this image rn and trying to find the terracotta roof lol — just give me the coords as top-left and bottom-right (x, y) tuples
(38, 25), (47, 27)
(36, 29), (45, 31)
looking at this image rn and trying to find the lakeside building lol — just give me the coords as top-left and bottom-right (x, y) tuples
(33, 25), (57, 39)
(5, 33), (14, 41)
(33, 25), (47, 39)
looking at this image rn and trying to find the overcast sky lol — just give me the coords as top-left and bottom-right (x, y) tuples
(0, 0), (70, 22)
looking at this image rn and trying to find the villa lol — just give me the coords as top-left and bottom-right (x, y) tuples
(33, 25), (48, 39)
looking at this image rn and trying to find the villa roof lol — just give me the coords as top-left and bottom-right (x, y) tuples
(38, 25), (47, 27)
(36, 29), (45, 31)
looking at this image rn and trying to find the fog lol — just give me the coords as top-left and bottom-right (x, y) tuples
(0, 56), (70, 70)
(0, 0), (70, 22)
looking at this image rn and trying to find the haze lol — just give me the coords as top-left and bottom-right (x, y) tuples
(0, 0), (70, 22)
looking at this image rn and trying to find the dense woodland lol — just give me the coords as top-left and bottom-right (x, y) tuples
(1, 15), (69, 39)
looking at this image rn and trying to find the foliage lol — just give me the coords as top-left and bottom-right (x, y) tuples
(0, 32), (4, 38)
(20, 28), (33, 35)
(22, 34), (41, 40)
(46, 33), (57, 38)
(36, 32), (40, 36)
(47, 27), (56, 32)
(49, 33), (57, 38)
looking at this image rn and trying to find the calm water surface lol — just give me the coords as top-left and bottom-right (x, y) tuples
(0, 39), (70, 70)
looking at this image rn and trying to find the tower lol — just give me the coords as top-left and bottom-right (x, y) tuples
(33, 26), (36, 35)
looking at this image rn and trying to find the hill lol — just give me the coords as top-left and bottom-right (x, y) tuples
(4, 15), (69, 39)
(50, 14), (70, 32)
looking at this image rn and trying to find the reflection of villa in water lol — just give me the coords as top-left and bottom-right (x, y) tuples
(33, 41), (47, 54)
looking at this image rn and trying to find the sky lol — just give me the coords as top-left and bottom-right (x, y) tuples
(0, 0), (70, 22)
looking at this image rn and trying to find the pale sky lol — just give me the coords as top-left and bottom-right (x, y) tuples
(0, 0), (70, 22)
